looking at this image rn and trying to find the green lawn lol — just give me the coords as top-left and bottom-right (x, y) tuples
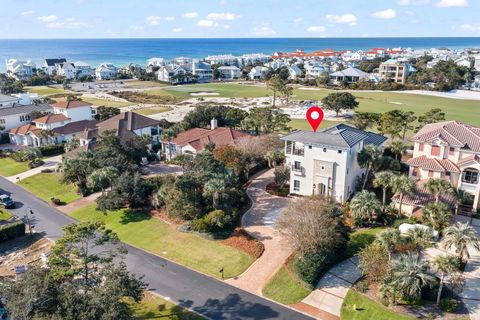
(69, 204), (254, 279)
(150, 83), (270, 99)
(341, 290), (414, 320)
(124, 80), (169, 89)
(0, 158), (29, 177)
(134, 106), (173, 116)
(346, 227), (385, 257)
(81, 97), (132, 108)
(24, 86), (71, 96)
(0, 209), (12, 221)
(18, 173), (81, 204)
(145, 83), (480, 127)
(130, 293), (204, 320)
(262, 265), (311, 305)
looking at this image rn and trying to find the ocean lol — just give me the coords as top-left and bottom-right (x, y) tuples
(1, 37), (480, 72)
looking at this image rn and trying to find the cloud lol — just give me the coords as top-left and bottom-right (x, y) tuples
(197, 20), (219, 27)
(146, 16), (161, 26)
(45, 18), (89, 29)
(38, 15), (58, 23)
(165, 16), (175, 21)
(398, 0), (431, 5)
(21, 10), (35, 16)
(371, 9), (397, 19)
(130, 25), (144, 31)
(223, 25), (231, 29)
(325, 14), (357, 25)
(251, 26), (276, 36)
(294, 18), (303, 23)
(436, 0), (467, 6)
(172, 27), (183, 32)
(206, 12), (241, 20)
(307, 26), (326, 33)
(183, 12), (198, 18)
(459, 23), (480, 32)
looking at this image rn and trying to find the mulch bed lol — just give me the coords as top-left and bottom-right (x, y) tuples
(221, 228), (264, 258)
(150, 209), (183, 225)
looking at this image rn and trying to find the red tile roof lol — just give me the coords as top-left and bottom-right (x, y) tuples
(458, 154), (480, 166)
(170, 127), (250, 151)
(33, 114), (70, 124)
(52, 100), (92, 109)
(391, 179), (456, 208)
(406, 155), (460, 173)
(412, 121), (480, 152)
(9, 124), (40, 135)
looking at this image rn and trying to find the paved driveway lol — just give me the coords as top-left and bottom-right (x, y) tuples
(0, 176), (312, 320)
(5, 155), (62, 182)
(226, 169), (294, 295)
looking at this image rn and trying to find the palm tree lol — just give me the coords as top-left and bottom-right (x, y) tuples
(357, 145), (381, 190)
(376, 228), (401, 260)
(430, 255), (460, 305)
(39, 129), (54, 145)
(425, 178), (455, 203)
(390, 140), (406, 161)
(349, 190), (382, 226)
(406, 226), (434, 252)
(203, 172), (234, 209)
(422, 202), (452, 231)
(442, 222), (480, 262)
(391, 175), (416, 215)
(373, 171), (395, 210)
(390, 252), (436, 302)
(86, 166), (119, 194)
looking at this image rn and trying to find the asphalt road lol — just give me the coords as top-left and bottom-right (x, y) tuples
(0, 177), (313, 320)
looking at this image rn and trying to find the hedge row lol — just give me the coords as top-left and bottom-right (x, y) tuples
(0, 220), (25, 242)
(39, 144), (65, 157)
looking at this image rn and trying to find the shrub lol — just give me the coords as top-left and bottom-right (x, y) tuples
(28, 160), (45, 169)
(192, 210), (232, 233)
(9, 151), (26, 162)
(39, 144), (65, 157)
(439, 298), (458, 313)
(293, 248), (335, 288)
(0, 221), (25, 243)
(355, 280), (369, 293)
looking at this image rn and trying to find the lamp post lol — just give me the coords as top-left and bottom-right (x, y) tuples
(24, 207), (34, 235)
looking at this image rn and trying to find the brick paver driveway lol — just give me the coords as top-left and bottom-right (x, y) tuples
(225, 169), (293, 295)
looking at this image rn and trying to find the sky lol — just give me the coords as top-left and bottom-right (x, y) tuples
(0, 0), (479, 39)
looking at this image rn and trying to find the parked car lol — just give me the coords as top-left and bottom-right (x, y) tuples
(0, 194), (15, 209)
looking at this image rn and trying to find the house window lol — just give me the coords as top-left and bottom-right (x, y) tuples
(346, 168), (349, 174)
(338, 150), (342, 154)
(449, 147), (455, 155)
(323, 148), (327, 152)
(428, 170), (434, 178)
(19, 115), (30, 122)
(419, 143), (424, 151)
(431, 145), (440, 156)
(0, 119), (5, 124)
(293, 180), (300, 192)
(412, 168), (418, 176)
(294, 161), (301, 171)
(462, 168), (479, 184)
(321, 165), (325, 171)
(445, 172), (451, 178)
(308, 145), (312, 149)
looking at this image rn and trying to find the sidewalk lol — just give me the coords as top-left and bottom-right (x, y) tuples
(225, 169), (293, 295)
(299, 257), (362, 319)
(5, 155), (62, 183)
(56, 192), (101, 214)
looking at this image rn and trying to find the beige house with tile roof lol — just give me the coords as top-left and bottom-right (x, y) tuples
(403, 121), (480, 214)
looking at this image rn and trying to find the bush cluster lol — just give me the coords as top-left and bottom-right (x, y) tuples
(0, 220), (25, 243)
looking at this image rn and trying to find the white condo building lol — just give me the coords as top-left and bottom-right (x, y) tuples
(281, 124), (387, 202)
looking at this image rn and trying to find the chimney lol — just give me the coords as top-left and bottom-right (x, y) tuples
(211, 118), (218, 130)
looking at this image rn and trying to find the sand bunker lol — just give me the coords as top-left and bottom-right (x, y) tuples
(190, 92), (220, 96)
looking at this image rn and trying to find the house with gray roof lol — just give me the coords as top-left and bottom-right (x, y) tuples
(0, 103), (52, 131)
(329, 67), (370, 84)
(281, 124), (386, 202)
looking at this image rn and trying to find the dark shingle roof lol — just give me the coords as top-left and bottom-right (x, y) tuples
(45, 58), (66, 66)
(0, 103), (52, 117)
(52, 120), (97, 135)
(281, 124), (386, 149)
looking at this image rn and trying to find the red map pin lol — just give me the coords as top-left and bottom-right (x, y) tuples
(306, 106), (324, 133)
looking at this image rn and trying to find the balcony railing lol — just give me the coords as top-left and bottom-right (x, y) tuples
(292, 148), (304, 156)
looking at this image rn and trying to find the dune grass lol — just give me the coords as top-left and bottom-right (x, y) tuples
(341, 290), (414, 320)
(80, 97), (132, 108)
(18, 173), (80, 204)
(69, 204), (254, 279)
(0, 158), (29, 177)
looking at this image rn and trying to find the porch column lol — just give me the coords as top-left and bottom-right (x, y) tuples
(474, 187), (480, 212)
